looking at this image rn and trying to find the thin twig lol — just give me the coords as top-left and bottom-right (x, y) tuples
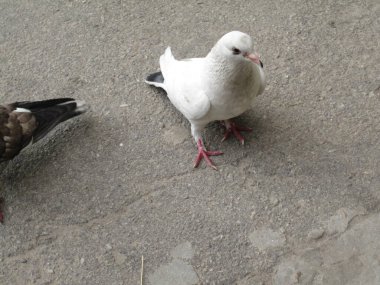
(140, 255), (144, 285)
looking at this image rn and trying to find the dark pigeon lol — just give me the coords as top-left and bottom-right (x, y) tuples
(0, 97), (88, 223)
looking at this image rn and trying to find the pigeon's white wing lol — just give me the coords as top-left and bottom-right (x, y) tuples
(160, 47), (211, 121)
(170, 89), (210, 121)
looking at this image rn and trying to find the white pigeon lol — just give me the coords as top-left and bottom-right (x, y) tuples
(146, 31), (265, 169)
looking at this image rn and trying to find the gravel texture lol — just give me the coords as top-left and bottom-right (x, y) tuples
(0, 0), (379, 284)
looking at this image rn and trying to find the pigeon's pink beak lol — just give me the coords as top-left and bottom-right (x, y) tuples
(245, 53), (261, 65)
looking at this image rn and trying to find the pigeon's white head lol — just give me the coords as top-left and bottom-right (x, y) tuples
(211, 31), (263, 67)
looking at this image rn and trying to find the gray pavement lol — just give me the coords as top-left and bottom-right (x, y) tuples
(0, 0), (379, 284)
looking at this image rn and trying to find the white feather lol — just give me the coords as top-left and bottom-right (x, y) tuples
(14, 107), (31, 113)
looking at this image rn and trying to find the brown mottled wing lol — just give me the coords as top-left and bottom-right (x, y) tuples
(0, 104), (37, 161)
(0, 98), (87, 162)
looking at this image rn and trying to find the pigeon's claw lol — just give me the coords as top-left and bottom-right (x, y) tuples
(222, 120), (253, 145)
(194, 139), (223, 170)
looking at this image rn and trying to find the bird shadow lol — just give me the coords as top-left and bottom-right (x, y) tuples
(5, 118), (89, 176)
(144, 84), (349, 181)
(203, 111), (270, 149)
(0, 115), (91, 199)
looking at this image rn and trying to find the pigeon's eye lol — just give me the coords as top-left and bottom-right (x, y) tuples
(232, 48), (241, 55)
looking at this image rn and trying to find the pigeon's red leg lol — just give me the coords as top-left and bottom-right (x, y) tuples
(221, 120), (252, 145)
(194, 139), (223, 170)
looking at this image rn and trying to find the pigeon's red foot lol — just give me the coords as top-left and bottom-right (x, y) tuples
(194, 139), (223, 170)
(221, 120), (252, 145)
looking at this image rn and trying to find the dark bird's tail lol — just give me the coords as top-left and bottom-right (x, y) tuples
(13, 98), (88, 143)
(145, 71), (165, 89)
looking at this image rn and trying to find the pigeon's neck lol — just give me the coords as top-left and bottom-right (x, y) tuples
(206, 52), (252, 83)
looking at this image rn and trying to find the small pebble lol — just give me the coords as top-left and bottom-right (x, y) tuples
(308, 228), (325, 240)
(249, 228), (286, 250)
(270, 196), (279, 206)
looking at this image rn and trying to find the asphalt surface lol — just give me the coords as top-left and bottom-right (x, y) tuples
(0, 0), (379, 284)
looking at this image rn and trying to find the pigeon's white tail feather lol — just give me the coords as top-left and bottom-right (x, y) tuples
(144, 47), (175, 91)
(57, 99), (89, 115)
(73, 100), (89, 113)
(145, 80), (165, 89)
(14, 108), (31, 113)
(160, 47), (175, 77)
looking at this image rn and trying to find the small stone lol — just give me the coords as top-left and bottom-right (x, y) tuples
(270, 195), (279, 206)
(308, 228), (325, 240)
(80, 258), (85, 264)
(297, 199), (307, 209)
(112, 251), (126, 265)
(163, 126), (189, 145)
(47, 268), (54, 274)
(328, 20), (336, 28)
(105, 244), (113, 250)
(326, 208), (364, 235)
(337, 103), (345, 110)
(212, 234), (223, 241)
(249, 228), (286, 251)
